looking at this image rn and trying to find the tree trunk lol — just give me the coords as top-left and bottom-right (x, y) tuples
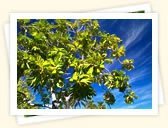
(51, 87), (58, 109)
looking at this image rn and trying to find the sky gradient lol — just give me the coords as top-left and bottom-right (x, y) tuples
(29, 19), (152, 109)
(92, 19), (152, 109)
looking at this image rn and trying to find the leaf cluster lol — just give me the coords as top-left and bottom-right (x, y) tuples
(17, 19), (137, 109)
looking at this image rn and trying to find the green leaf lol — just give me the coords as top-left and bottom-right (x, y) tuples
(49, 59), (55, 66)
(43, 61), (50, 66)
(30, 77), (37, 86)
(96, 68), (100, 73)
(87, 67), (94, 75)
(58, 71), (64, 74)
(72, 72), (78, 81)
(56, 80), (64, 88)
(17, 19), (136, 109)
(104, 58), (112, 63)
(32, 32), (38, 36)
(116, 80), (119, 86)
(122, 59), (134, 71)
(26, 63), (30, 69)
(69, 78), (73, 82)
(21, 63), (25, 68)
(79, 74), (89, 79)
(52, 70), (56, 74)
(80, 78), (91, 85)
(100, 64), (104, 69)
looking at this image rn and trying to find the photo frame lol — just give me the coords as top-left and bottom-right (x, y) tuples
(10, 12), (158, 115)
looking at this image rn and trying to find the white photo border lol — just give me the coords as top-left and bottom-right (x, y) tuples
(5, 4), (160, 124)
(10, 13), (158, 115)
(90, 3), (151, 13)
(17, 115), (76, 125)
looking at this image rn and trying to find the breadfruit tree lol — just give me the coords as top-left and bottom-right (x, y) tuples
(17, 19), (137, 109)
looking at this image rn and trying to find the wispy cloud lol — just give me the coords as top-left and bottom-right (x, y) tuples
(128, 67), (151, 84)
(124, 100), (152, 109)
(124, 22), (149, 48)
(133, 83), (152, 95)
(112, 83), (152, 109)
(135, 56), (152, 68)
(95, 19), (152, 109)
(127, 41), (151, 60)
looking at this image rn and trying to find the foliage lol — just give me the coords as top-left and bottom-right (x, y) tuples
(85, 100), (106, 109)
(17, 79), (37, 109)
(17, 19), (137, 109)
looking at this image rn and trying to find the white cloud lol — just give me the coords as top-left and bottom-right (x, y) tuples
(128, 67), (150, 84)
(125, 100), (151, 109)
(128, 41), (151, 60)
(124, 22), (149, 48)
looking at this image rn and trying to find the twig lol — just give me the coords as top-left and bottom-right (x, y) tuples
(77, 25), (84, 32)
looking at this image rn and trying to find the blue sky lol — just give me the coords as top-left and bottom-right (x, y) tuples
(25, 19), (152, 109)
(92, 19), (152, 109)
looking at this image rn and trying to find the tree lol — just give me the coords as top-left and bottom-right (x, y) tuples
(17, 19), (137, 109)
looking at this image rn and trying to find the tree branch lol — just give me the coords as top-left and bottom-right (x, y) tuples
(118, 59), (122, 64)
(77, 25), (84, 32)
(104, 67), (111, 73)
(32, 103), (52, 109)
